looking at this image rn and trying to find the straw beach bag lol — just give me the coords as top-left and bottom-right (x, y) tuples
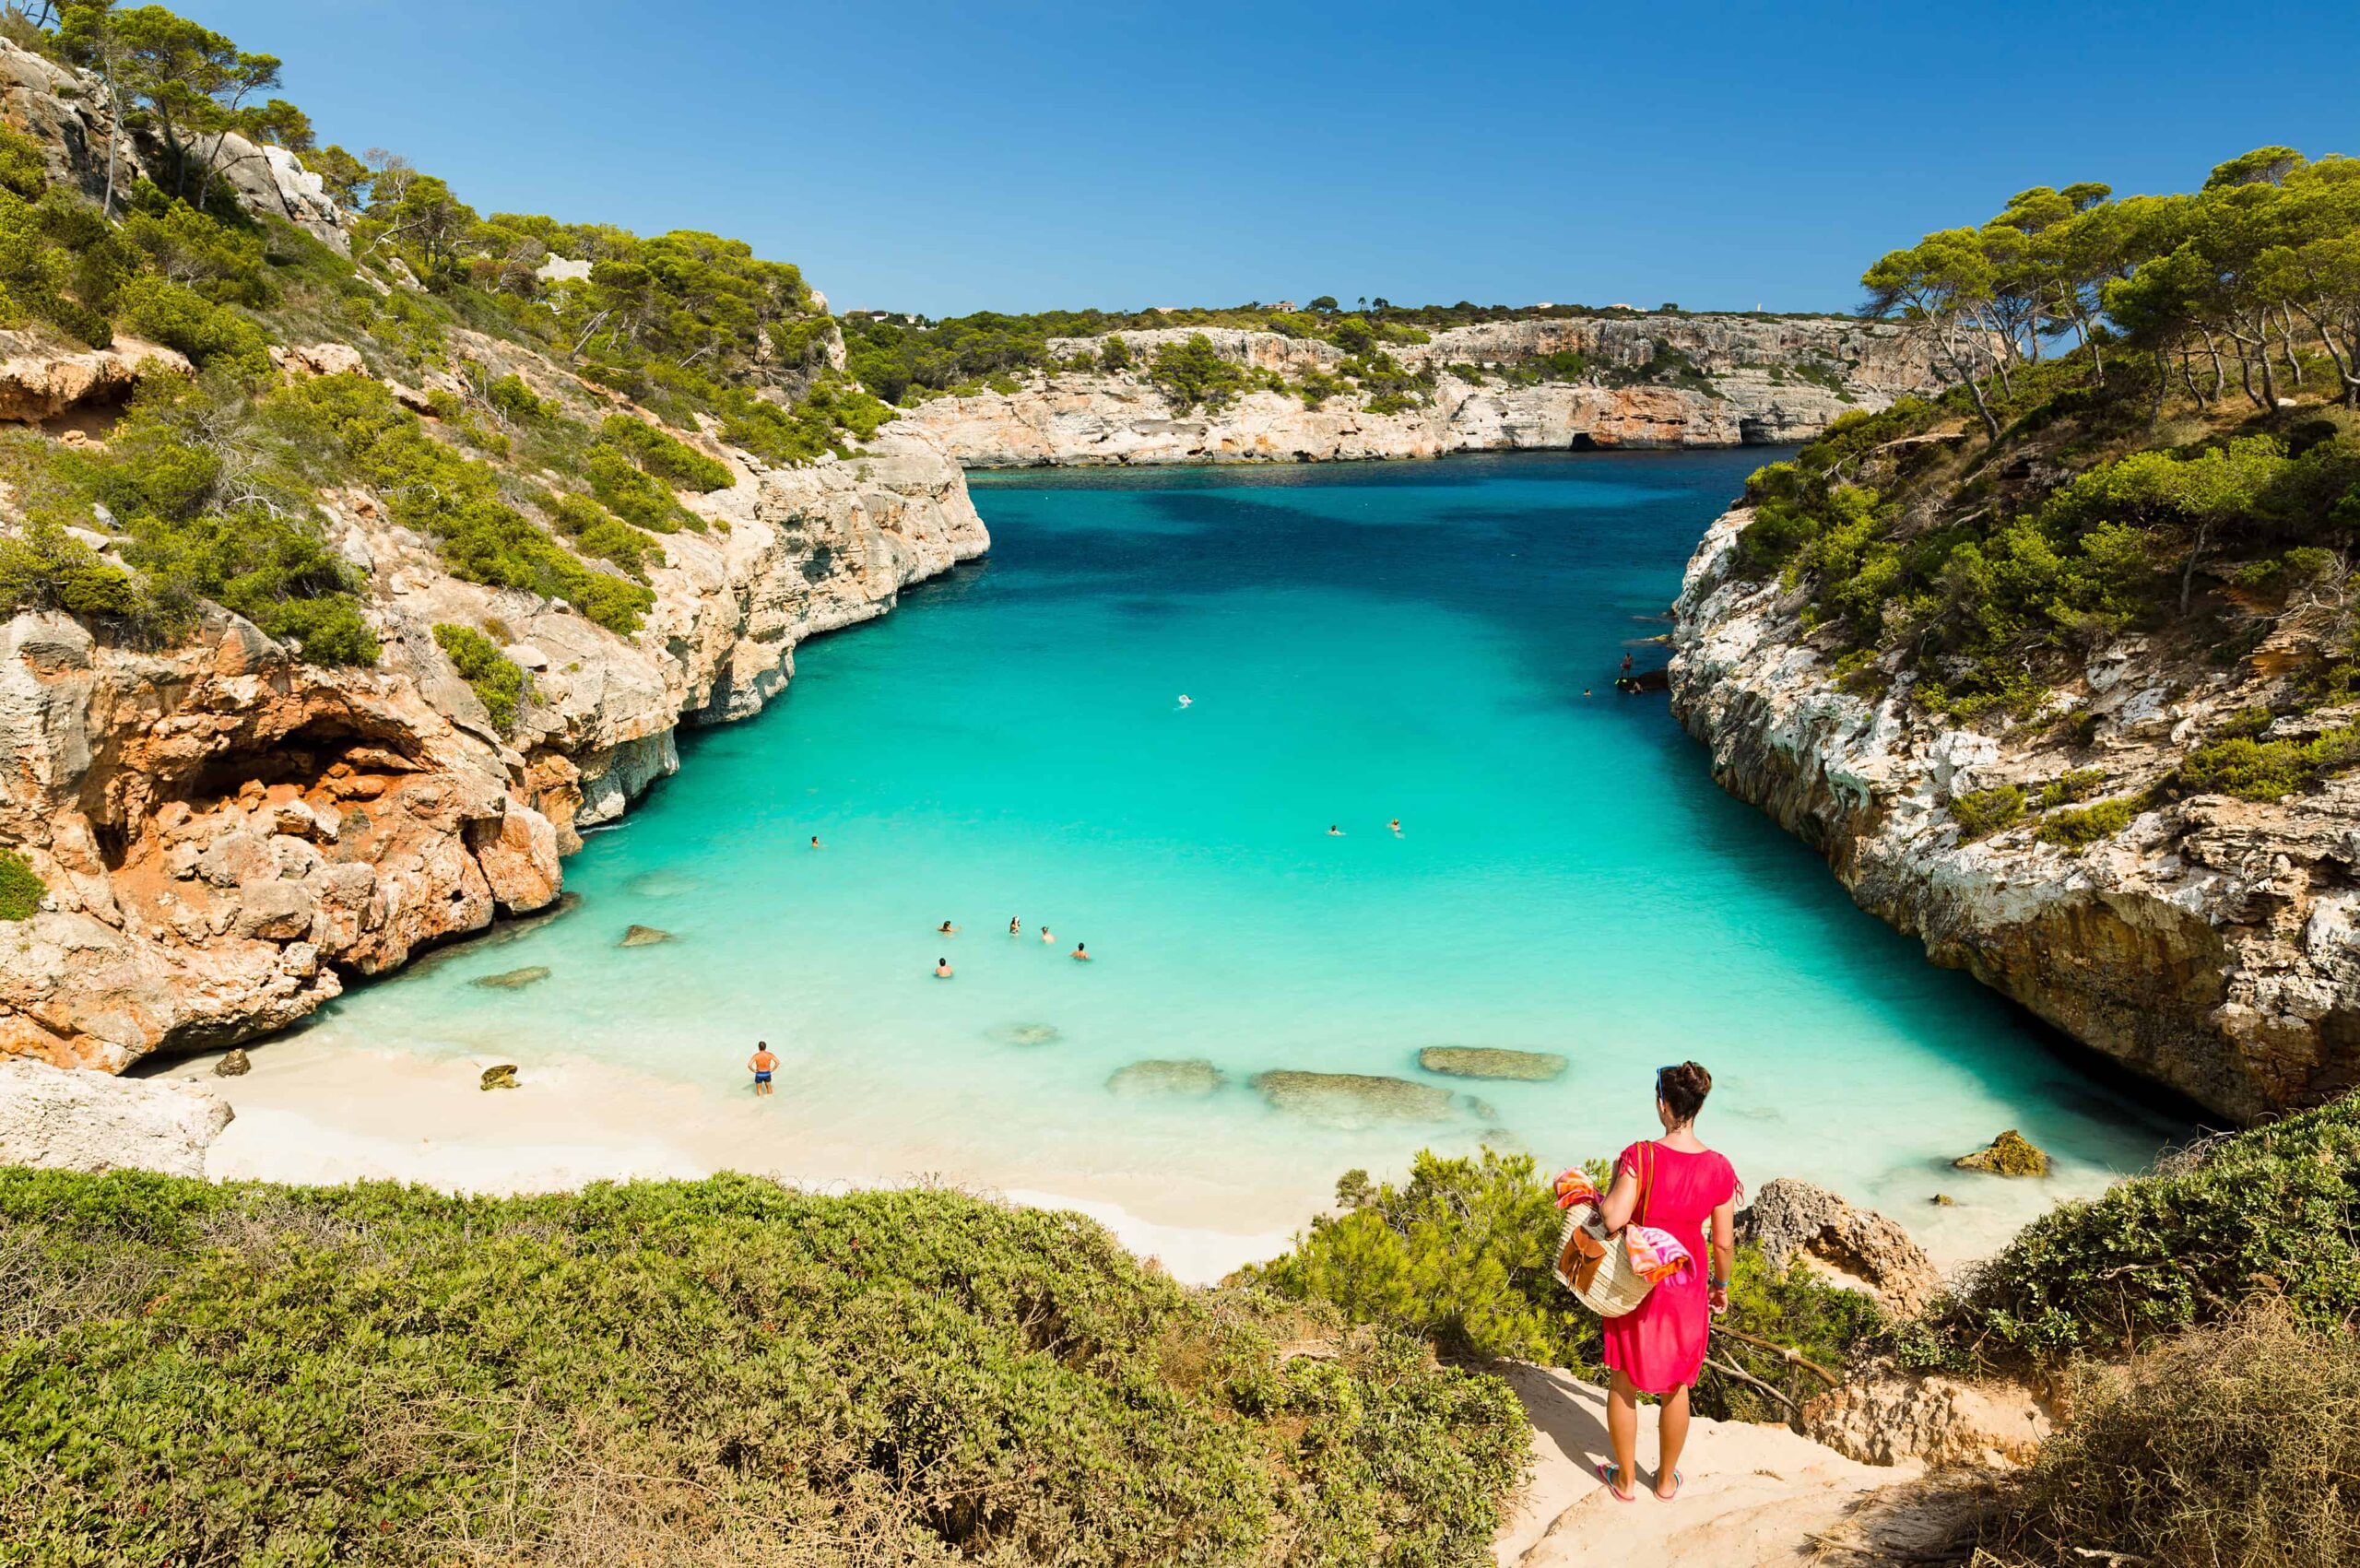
(1552, 1141), (1658, 1318)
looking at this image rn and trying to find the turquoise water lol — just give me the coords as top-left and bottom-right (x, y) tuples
(311, 451), (2184, 1246)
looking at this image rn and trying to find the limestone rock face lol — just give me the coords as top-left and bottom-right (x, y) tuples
(0, 330), (192, 422)
(0, 1056), (231, 1176)
(1800, 1363), (2053, 1468)
(0, 38), (349, 253)
(1670, 503), (2360, 1121)
(901, 316), (1946, 466)
(1736, 1177), (1942, 1315)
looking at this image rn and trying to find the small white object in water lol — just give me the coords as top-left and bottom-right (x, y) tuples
(1177, 694), (1192, 708)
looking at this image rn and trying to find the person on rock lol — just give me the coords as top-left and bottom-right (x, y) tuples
(747, 1041), (778, 1098)
(1594, 1061), (1738, 1503)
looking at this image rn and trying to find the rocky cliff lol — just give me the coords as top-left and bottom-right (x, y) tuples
(903, 316), (1948, 466)
(0, 419), (984, 1070)
(1670, 502), (2360, 1122)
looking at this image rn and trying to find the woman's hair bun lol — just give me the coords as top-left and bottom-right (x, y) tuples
(1658, 1060), (1713, 1123)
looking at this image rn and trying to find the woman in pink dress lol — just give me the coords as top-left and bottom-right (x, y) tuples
(1594, 1060), (1737, 1502)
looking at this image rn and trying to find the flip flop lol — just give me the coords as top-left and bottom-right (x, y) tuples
(1595, 1460), (1635, 1503)
(1653, 1468), (1682, 1501)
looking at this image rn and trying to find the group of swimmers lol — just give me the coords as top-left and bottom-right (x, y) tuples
(933, 917), (1090, 978)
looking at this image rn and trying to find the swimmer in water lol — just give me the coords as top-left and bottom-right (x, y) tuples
(1327, 824), (1345, 836)
(1071, 941), (1090, 961)
(1009, 916), (1021, 936)
(1583, 688), (1593, 697)
(809, 835), (821, 849)
(1040, 926), (1055, 944)
(1178, 694), (1192, 708)
(934, 957), (953, 978)
(1389, 818), (1401, 835)
(937, 920), (959, 936)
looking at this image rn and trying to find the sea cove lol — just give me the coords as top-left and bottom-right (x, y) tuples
(198, 449), (2185, 1262)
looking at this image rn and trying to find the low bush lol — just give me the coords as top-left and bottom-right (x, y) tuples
(1938, 1091), (2360, 1364)
(598, 413), (734, 492)
(0, 847), (43, 918)
(2035, 768), (2106, 808)
(546, 491), (656, 579)
(1950, 784), (2026, 839)
(1149, 333), (1248, 413)
(2033, 795), (2139, 848)
(431, 622), (526, 730)
(586, 442), (698, 532)
(1979, 1301), (2360, 1568)
(1250, 1149), (1885, 1422)
(0, 1171), (1526, 1566)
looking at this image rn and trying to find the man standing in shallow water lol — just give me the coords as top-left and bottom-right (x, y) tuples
(748, 1041), (778, 1097)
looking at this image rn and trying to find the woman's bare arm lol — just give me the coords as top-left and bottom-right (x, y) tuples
(1708, 1198), (1736, 1310)
(1598, 1166), (1639, 1231)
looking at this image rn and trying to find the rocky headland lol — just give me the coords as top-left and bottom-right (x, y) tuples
(1671, 496), (2360, 1122)
(900, 316), (1950, 466)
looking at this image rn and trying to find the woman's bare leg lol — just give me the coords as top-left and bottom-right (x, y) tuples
(1654, 1383), (1691, 1496)
(1605, 1370), (1639, 1495)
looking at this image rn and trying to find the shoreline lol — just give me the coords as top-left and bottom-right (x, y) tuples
(155, 1041), (1300, 1286)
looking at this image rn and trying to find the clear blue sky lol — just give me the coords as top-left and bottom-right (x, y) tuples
(192, 0), (2357, 317)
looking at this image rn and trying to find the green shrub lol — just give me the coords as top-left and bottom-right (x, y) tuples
(1950, 784), (2026, 839)
(1251, 1149), (1885, 1423)
(2036, 768), (2106, 808)
(2177, 735), (2310, 800)
(1979, 1302), (2360, 1567)
(1941, 1092), (2360, 1363)
(431, 622), (527, 731)
(1148, 333), (1248, 413)
(485, 372), (549, 422)
(0, 847), (43, 919)
(597, 413), (733, 492)
(123, 501), (379, 665)
(546, 491), (655, 579)
(585, 442), (696, 532)
(2034, 796), (2138, 848)
(0, 1170), (1525, 1566)
(111, 273), (271, 375)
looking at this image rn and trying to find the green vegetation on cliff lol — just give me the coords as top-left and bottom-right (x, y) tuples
(1722, 147), (2360, 845)
(0, 1), (901, 667)
(0, 1170), (1524, 1566)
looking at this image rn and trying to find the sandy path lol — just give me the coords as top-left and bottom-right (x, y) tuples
(1493, 1363), (1919, 1566)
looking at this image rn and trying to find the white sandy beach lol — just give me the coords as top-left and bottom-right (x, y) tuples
(157, 1038), (1300, 1286)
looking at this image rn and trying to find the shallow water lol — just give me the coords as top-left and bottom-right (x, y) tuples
(309, 451), (2187, 1250)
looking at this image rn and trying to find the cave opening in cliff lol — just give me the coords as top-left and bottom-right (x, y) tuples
(178, 721), (424, 810)
(1565, 432), (1599, 451)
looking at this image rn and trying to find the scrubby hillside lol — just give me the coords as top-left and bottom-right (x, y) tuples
(0, 1169), (1524, 1565)
(1672, 147), (2360, 1118)
(0, 6), (986, 1070)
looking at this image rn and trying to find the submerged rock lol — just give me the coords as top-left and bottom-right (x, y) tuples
(1107, 1059), (1224, 1098)
(1417, 1046), (1566, 1081)
(619, 925), (672, 948)
(213, 1047), (251, 1078)
(994, 1022), (1062, 1047)
(1737, 1177), (1942, 1315)
(0, 1058), (231, 1177)
(479, 1064), (519, 1091)
(472, 965), (551, 991)
(1953, 1130), (2049, 1177)
(1250, 1070), (1453, 1126)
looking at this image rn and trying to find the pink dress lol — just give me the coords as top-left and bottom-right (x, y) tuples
(1599, 1140), (1737, 1395)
